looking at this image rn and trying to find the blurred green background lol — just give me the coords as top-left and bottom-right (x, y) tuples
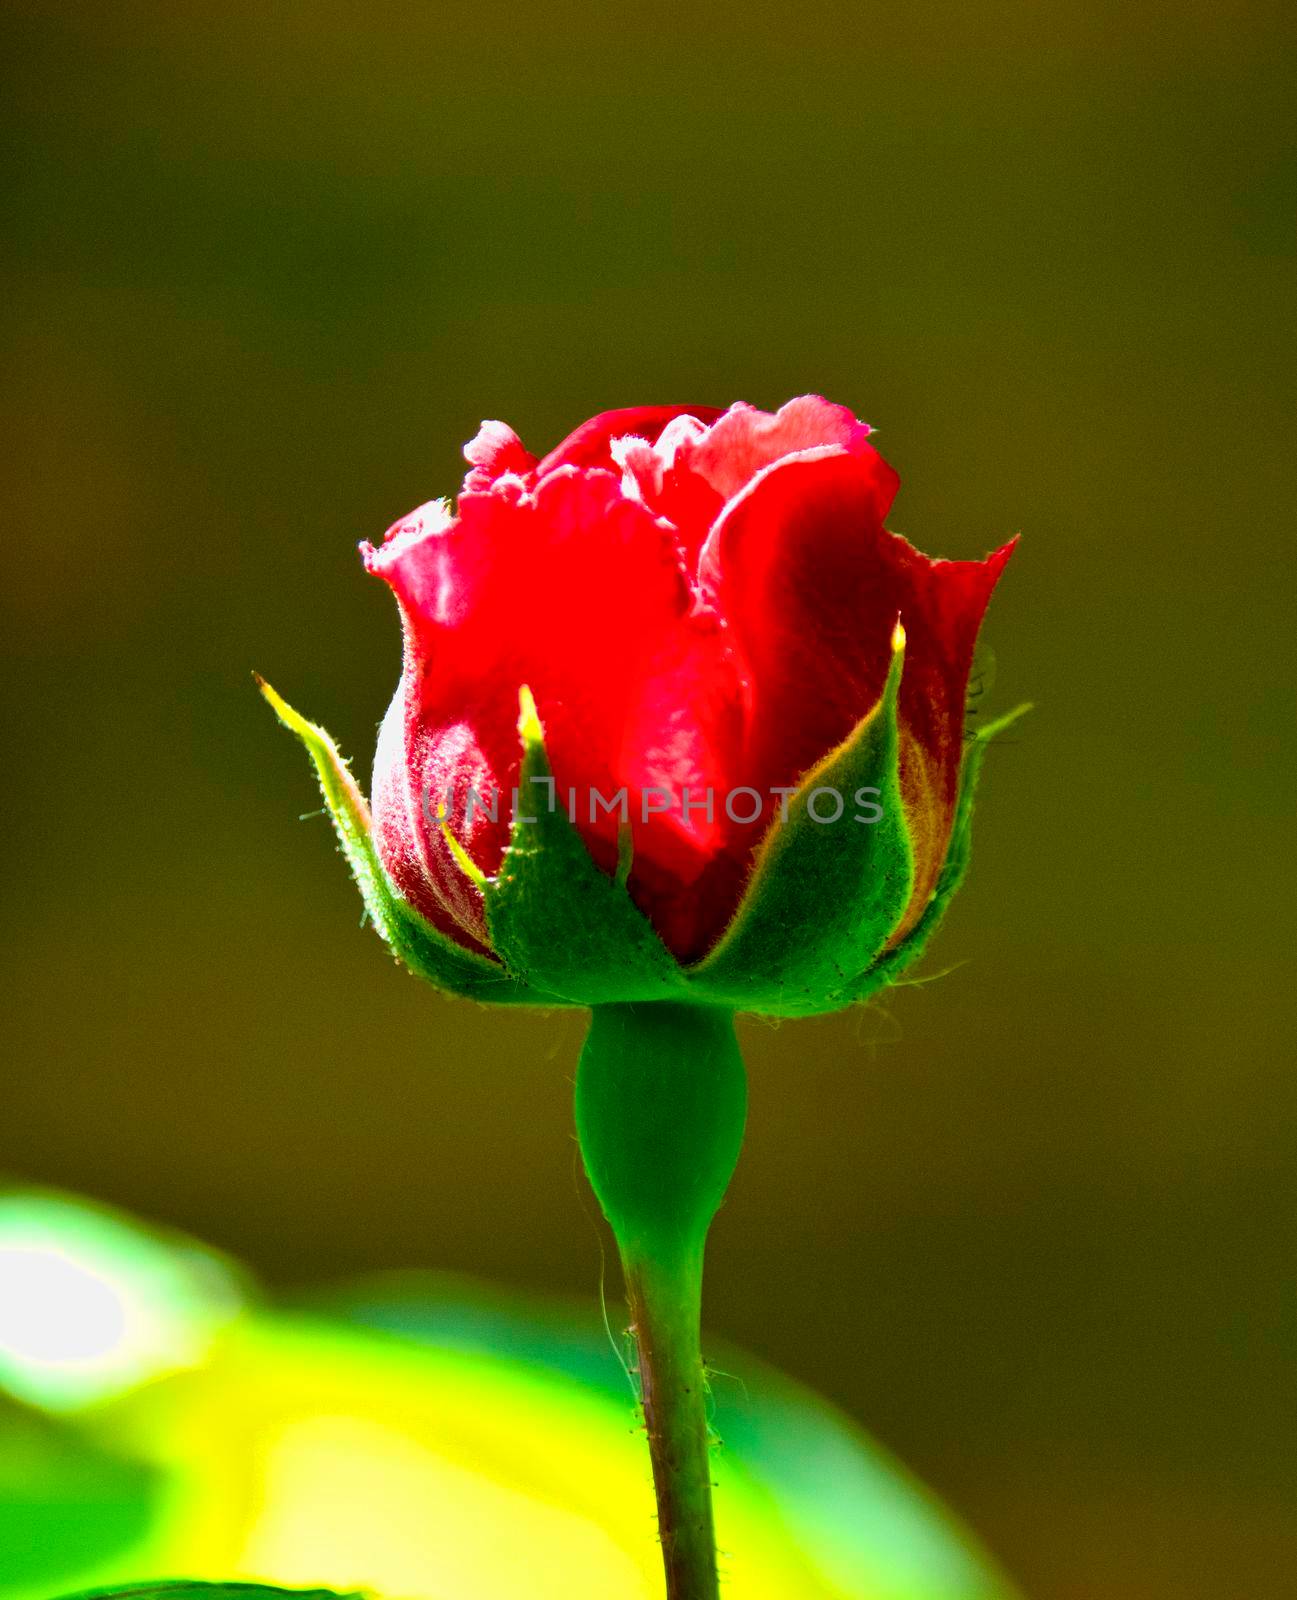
(2, 2), (1294, 1596)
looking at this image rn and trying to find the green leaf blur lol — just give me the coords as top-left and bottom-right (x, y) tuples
(52, 1587), (363, 1600)
(0, 1189), (1012, 1600)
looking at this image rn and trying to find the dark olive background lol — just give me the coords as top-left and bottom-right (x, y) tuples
(3, 3), (1295, 1596)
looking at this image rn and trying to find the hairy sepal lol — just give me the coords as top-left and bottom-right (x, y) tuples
(258, 676), (558, 1006)
(482, 690), (688, 1005)
(687, 633), (914, 1016)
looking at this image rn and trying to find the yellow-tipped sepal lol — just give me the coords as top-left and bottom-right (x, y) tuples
(257, 676), (552, 1005)
(477, 687), (688, 1005)
(686, 626), (914, 1016)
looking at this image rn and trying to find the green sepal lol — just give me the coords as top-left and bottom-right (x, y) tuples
(686, 632), (914, 1017)
(51, 1587), (365, 1600)
(482, 690), (688, 1005)
(849, 701), (1032, 1004)
(257, 676), (554, 1007)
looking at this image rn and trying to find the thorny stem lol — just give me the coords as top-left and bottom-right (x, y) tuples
(623, 1241), (718, 1599)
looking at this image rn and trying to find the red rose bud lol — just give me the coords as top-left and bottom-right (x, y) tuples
(262, 397), (1023, 1015)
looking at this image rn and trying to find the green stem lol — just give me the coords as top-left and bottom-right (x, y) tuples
(623, 1240), (716, 1599)
(575, 1002), (747, 1600)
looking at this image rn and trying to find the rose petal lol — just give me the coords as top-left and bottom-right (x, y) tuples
(461, 420), (537, 492)
(367, 466), (745, 959)
(704, 446), (1013, 932)
(683, 395), (886, 506)
(370, 687), (497, 955)
(615, 396), (897, 574)
(533, 404), (724, 479)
